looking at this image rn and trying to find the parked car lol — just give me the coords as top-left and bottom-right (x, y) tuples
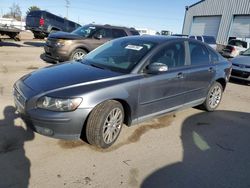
(222, 39), (250, 58)
(14, 36), (231, 148)
(43, 24), (140, 63)
(189, 35), (217, 50)
(230, 48), (250, 82)
(26, 10), (80, 39)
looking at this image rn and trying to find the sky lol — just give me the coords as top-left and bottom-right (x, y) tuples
(0, 0), (198, 33)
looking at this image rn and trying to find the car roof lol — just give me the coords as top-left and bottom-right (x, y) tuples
(85, 24), (137, 30)
(119, 35), (185, 44)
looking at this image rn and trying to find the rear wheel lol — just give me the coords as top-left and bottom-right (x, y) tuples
(86, 100), (124, 148)
(70, 49), (87, 61)
(201, 82), (223, 111)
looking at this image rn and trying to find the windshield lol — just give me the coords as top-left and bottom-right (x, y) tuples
(71, 25), (97, 37)
(82, 38), (156, 73)
(241, 48), (250, 56)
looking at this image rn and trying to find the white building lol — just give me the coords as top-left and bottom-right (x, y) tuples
(182, 0), (250, 44)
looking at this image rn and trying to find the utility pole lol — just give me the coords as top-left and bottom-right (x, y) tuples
(65, 0), (70, 19)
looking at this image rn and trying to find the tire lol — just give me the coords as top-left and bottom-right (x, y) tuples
(86, 100), (124, 148)
(201, 82), (223, 112)
(70, 49), (87, 61)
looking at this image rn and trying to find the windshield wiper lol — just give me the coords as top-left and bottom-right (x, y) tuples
(89, 63), (106, 70)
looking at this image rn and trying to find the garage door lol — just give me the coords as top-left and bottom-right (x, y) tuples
(230, 16), (250, 38)
(190, 16), (221, 37)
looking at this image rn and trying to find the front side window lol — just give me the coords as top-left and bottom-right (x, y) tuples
(94, 28), (112, 38)
(149, 42), (186, 69)
(189, 42), (210, 65)
(83, 38), (156, 73)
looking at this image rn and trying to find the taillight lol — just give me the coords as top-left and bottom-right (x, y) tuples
(39, 18), (45, 26)
(231, 47), (236, 52)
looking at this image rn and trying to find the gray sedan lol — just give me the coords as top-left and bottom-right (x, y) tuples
(230, 48), (250, 82)
(14, 36), (231, 148)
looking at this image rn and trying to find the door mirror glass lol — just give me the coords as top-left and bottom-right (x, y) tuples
(146, 62), (168, 74)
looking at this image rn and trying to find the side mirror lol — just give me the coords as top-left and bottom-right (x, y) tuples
(94, 34), (103, 40)
(146, 62), (168, 74)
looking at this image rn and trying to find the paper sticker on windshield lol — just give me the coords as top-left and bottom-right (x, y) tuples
(125, 45), (143, 51)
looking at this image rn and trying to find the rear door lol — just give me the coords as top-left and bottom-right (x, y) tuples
(138, 41), (190, 118)
(183, 41), (216, 103)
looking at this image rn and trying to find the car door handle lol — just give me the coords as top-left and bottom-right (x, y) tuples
(177, 72), (184, 79)
(208, 67), (215, 72)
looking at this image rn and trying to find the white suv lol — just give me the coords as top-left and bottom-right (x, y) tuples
(222, 39), (250, 58)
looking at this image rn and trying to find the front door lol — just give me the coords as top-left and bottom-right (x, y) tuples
(138, 41), (189, 119)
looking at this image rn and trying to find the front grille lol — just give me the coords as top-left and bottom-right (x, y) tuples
(231, 70), (250, 78)
(233, 63), (250, 69)
(13, 88), (26, 108)
(46, 38), (57, 47)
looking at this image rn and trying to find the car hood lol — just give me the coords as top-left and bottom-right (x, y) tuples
(231, 55), (250, 66)
(22, 61), (123, 92)
(48, 31), (84, 40)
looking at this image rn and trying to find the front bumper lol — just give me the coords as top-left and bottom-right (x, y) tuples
(44, 45), (70, 62)
(231, 67), (250, 81)
(19, 107), (92, 140)
(13, 85), (92, 140)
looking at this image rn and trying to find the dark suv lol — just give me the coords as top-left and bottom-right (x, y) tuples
(26, 10), (80, 39)
(43, 24), (140, 63)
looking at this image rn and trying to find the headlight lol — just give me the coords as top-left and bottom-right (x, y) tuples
(37, 96), (82, 112)
(55, 40), (72, 47)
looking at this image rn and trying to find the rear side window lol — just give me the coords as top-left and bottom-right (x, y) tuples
(150, 42), (186, 69)
(189, 42), (210, 65)
(189, 36), (195, 39)
(130, 30), (140, 35)
(208, 48), (219, 62)
(203, 36), (216, 44)
(112, 29), (127, 38)
(197, 36), (202, 41)
(228, 40), (247, 48)
(27, 11), (42, 17)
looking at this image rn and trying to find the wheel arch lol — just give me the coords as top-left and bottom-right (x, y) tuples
(215, 78), (226, 91)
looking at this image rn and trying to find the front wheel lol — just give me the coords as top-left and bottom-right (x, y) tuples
(86, 100), (124, 148)
(70, 49), (87, 61)
(202, 82), (223, 112)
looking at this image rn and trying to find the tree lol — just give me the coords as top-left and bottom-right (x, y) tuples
(26, 6), (40, 15)
(3, 3), (22, 21)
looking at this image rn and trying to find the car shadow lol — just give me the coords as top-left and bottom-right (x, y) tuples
(0, 41), (23, 47)
(23, 41), (45, 47)
(0, 106), (34, 188)
(40, 53), (57, 64)
(141, 110), (250, 188)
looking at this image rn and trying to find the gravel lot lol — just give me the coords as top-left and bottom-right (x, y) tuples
(0, 36), (250, 188)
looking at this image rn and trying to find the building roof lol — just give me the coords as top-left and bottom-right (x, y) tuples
(188, 0), (205, 8)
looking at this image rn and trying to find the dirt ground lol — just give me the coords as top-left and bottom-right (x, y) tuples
(0, 38), (250, 188)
